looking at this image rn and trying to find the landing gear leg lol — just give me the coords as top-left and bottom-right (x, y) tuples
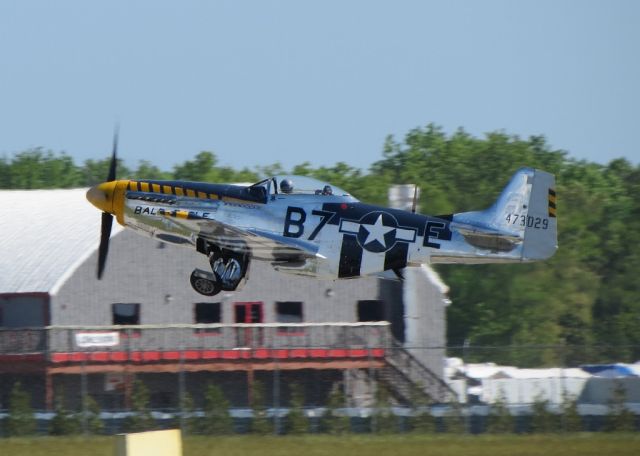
(190, 240), (250, 296)
(209, 249), (249, 291)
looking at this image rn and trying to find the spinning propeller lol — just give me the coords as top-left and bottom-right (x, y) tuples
(86, 128), (119, 279)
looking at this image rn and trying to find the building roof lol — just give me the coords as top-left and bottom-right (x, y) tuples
(503, 367), (592, 379)
(581, 363), (640, 378)
(445, 358), (593, 381)
(0, 188), (123, 294)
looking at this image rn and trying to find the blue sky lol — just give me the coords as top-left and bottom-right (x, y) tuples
(1, 0), (638, 173)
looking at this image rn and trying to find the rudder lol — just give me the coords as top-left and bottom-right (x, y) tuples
(521, 169), (557, 260)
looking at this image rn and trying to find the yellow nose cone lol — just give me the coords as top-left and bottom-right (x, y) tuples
(86, 181), (117, 213)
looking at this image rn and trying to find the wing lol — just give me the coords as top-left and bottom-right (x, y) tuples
(123, 185), (323, 265)
(194, 217), (322, 263)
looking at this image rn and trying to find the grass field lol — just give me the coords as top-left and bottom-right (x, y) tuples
(1, 434), (640, 456)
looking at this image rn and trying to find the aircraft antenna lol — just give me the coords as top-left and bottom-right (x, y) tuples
(411, 184), (418, 214)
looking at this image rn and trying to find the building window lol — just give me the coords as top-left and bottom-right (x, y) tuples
(276, 301), (303, 335)
(0, 294), (49, 327)
(195, 302), (222, 335)
(357, 300), (385, 322)
(234, 302), (264, 324)
(112, 303), (140, 337)
(112, 303), (140, 325)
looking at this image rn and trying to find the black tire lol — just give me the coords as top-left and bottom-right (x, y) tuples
(190, 271), (221, 296)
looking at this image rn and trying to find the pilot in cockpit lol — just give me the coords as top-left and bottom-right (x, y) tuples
(315, 185), (333, 195)
(280, 179), (293, 194)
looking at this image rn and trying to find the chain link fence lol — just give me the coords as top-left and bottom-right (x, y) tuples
(0, 325), (639, 436)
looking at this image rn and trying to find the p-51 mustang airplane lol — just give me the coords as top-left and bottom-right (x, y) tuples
(87, 139), (557, 297)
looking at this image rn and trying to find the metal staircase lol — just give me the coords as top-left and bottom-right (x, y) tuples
(377, 340), (457, 404)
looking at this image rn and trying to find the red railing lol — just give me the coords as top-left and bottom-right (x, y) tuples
(0, 323), (391, 365)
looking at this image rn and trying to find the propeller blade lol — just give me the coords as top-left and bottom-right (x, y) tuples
(97, 211), (113, 279)
(107, 126), (119, 182)
(96, 125), (119, 279)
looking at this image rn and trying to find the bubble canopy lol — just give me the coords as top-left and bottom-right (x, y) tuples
(273, 175), (354, 198)
(246, 175), (358, 203)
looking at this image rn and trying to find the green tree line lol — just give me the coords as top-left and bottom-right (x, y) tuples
(2, 124), (639, 365)
(369, 125), (640, 366)
(0, 148), (260, 188)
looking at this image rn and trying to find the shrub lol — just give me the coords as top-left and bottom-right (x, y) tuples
(605, 380), (635, 432)
(202, 383), (233, 435)
(123, 379), (155, 433)
(7, 382), (36, 436)
(530, 393), (557, 433)
(322, 382), (350, 434)
(179, 392), (200, 435)
(50, 391), (80, 435)
(410, 382), (435, 434)
(250, 380), (271, 435)
(486, 391), (513, 434)
(372, 382), (396, 434)
(84, 394), (105, 435)
(286, 382), (308, 435)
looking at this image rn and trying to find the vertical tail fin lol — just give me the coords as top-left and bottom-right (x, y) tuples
(486, 167), (557, 260)
(452, 167), (557, 262)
